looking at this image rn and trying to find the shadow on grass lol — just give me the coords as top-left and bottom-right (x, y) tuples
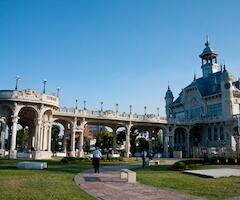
(133, 165), (173, 172)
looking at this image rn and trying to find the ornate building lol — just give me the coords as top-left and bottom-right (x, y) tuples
(165, 40), (240, 158)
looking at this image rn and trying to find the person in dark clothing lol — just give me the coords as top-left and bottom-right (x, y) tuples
(92, 147), (102, 173)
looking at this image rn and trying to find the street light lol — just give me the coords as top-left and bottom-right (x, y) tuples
(83, 100), (86, 110)
(157, 107), (160, 117)
(129, 105), (132, 115)
(15, 75), (21, 90)
(144, 106), (147, 116)
(43, 79), (47, 94)
(57, 87), (60, 97)
(116, 103), (118, 113)
(75, 99), (78, 109)
(100, 101), (103, 112)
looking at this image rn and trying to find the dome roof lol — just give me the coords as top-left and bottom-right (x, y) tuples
(199, 40), (218, 58)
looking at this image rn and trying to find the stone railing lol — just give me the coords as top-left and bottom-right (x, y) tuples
(56, 107), (167, 123)
(0, 90), (59, 108)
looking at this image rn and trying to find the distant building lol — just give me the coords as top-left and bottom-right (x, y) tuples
(165, 40), (240, 158)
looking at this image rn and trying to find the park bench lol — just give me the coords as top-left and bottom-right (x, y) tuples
(120, 169), (136, 183)
(17, 161), (48, 170)
(148, 160), (160, 166)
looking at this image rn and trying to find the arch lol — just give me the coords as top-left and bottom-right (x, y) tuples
(189, 125), (205, 158)
(174, 127), (187, 157)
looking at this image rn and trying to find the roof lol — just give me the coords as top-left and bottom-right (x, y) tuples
(171, 71), (223, 105)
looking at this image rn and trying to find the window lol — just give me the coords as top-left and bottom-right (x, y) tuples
(175, 111), (186, 120)
(191, 107), (201, 119)
(208, 127), (212, 141)
(207, 103), (222, 117)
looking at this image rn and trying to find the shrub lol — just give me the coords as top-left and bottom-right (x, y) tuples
(173, 161), (185, 171)
(227, 156), (236, 164)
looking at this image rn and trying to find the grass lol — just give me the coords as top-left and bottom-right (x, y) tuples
(0, 159), (95, 200)
(134, 164), (240, 200)
(0, 158), (140, 200)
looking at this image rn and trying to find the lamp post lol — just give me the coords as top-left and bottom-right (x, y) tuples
(129, 105), (132, 115)
(15, 75), (21, 90)
(157, 107), (160, 117)
(116, 103), (118, 113)
(83, 100), (86, 110)
(100, 101), (103, 112)
(75, 99), (78, 109)
(43, 79), (47, 94)
(57, 87), (60, 97)
(144, 106), (147, 116)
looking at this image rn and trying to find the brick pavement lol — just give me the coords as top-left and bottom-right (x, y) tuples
(75, 164), (204, 200)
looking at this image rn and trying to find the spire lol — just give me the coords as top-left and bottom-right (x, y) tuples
(193, 72), (196, 81)
(223, 59), (226, 72)
(205, 34), (210, 47)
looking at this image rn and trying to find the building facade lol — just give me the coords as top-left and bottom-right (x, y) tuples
(165, 40), (240, 158)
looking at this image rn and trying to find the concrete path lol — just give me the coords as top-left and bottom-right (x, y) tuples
(75, 164), (204, 200)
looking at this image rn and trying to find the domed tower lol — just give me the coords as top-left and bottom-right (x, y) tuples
(165, 85), (174, 118)
(199, 38), (220, 78)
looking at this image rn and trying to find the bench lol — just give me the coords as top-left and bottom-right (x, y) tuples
(120, 169), (136, 183)
(17, 161), (48, 170)
(148, 160), (160, 166)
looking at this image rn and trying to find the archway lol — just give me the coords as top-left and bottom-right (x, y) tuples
(189, 126), (205, 158)
(17, 106), (38, 155)
(174, 127), (187, 158)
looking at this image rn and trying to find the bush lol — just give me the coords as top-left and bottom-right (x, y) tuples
(227, 156), (236, 164)
(173, 161), (185, 171)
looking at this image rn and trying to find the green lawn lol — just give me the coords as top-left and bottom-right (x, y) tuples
(0, 159), (95, 200)
(135, 164), (240, 200)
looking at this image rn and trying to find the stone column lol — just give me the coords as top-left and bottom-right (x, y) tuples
(9, 116), (19, 159)
(112, 127), (117, 153)
(163, 135), (169, 158)
(1, 122), (6, 150)
(148, 129), (153, 153)
(35, 119), (42, 151)
(78, 131), (84, 158)
(185, 130), (190, 157)
(63, 131), (67, 153)
(125, 125), (131, 158)
(70, 129), (76, 157)
(47, 124), (52, 152)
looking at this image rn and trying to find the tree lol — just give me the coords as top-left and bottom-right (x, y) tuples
(95, 130), (113, 156)
(51, 124), (60, 152)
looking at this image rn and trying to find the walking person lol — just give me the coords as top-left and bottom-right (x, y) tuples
(142, 150), (147, 168)
(92, 147), (102, 173)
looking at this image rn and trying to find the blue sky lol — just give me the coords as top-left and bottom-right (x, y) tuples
(0, 0), (240, 115)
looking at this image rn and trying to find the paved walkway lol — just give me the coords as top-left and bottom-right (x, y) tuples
(75, 164), (204, 200)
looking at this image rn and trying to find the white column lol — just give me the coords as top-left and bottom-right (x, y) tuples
(164, 135), (169, 158)
(78, 131), (84, 158)
(47, 124), (52, 151)
(185, 130), (190, 157)
(125, 125), (131, 158)
(1, 122), (6, 150)
(10, 116), (19, 159)
(35, 119), (42, 151)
